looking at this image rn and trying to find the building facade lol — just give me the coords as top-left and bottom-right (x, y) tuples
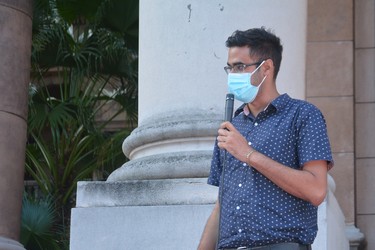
(307, 0), (374, 249)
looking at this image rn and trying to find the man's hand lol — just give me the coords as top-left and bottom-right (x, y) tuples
(217, 121), (253, 162)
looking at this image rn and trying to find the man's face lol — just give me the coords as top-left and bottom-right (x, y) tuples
(226, 46), (263, 86)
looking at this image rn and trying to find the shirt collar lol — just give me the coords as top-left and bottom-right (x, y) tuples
(234, 94), (291, 117)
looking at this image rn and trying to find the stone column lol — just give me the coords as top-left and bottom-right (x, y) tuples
(0, 1), (33, 249)
(108, 0), (307, 182)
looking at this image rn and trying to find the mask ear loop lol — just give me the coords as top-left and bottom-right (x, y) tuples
(257, 74), (268, 88)
(253, 60), (266, 73)
(251, 60), (267, 87)
(250, 60), (267, 85)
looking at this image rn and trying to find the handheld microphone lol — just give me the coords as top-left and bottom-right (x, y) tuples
(224, 93), (234, 122)
(216, 93), (235, 250)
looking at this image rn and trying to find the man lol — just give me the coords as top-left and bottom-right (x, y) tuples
(198, 27), (333, 250)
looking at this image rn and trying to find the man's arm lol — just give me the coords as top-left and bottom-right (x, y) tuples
(248, 155), (328, 206)
(217, 122), (328, 206)
(197, 200), (220, 250)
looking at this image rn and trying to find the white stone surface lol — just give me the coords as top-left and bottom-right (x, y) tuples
(0, 237), (26, 250)
(76, 178), (218, 207)
(108, 151), (213, 181)
(71, 179), (218, 249)
(120, 111), (222, 161)
(70, 204), (214, 250)
(138, 0), (307, 128)
(313, 175), (350, 250)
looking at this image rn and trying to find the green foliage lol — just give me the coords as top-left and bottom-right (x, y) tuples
(25, 0), (139, 247)
(26, 126), (102, 205)
(31, 0), (138, 74)
(20, 194), (62, 250)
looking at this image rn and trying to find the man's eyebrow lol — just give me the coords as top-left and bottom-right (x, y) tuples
(227, 62), (245, 66)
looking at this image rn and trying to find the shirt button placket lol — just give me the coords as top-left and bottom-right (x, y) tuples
(235, 180), (243, 236)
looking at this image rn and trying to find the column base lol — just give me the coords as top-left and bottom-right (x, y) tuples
(346, 224), (366, 250)
(0, 236), (25, 250)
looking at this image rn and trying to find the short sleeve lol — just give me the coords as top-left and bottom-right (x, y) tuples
(207, 140), (222, 187)
(296, 104), (334, 169)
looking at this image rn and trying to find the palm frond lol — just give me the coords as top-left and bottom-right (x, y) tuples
(21, 194), (60, 250)
(26, 1), (139, 244)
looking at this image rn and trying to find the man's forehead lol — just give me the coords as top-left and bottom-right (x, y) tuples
(227, 47), (255, 64)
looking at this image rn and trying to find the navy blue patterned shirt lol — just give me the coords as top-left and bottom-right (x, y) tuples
(208, 94), (333, 248)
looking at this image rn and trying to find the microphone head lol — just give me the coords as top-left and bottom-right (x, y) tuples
(224, 93), (234, 122)
(226, 93), (234, 101)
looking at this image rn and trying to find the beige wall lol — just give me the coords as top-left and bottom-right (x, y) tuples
(307, 0), (354, 221)
(307, 0), (375, 249)
(355, 0), (375, 249)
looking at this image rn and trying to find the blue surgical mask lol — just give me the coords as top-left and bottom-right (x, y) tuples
(227, 61), (267, 103)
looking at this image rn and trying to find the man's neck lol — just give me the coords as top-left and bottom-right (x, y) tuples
(247, 90), (280, 117)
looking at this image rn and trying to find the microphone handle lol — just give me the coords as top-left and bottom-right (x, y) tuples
(217, 93), (234, 249)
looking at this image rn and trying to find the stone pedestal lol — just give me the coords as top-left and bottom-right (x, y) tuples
(70, 179), (217, 249)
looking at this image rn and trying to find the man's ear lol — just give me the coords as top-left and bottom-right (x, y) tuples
(262, 59), (274, 77)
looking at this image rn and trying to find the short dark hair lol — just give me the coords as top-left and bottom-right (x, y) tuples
(225, 27), (283, 79)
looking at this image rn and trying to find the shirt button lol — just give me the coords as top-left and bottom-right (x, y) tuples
(248, 141), (252, 145)
(236, 206), (240, 210)
(239, 183), (242, 187)
(242, 162), (247, 167)
(254, 122), (258, 126)
(238, 229), (242, 233)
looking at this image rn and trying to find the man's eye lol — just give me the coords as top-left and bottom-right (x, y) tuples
(235, 65), (245, 71)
